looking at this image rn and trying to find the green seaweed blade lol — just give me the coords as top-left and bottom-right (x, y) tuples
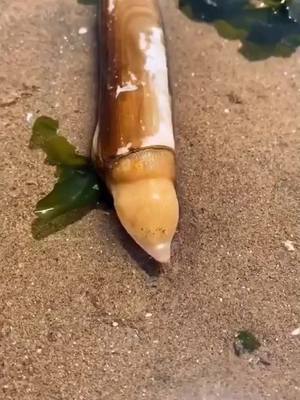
(31, 116), (88, 167)
(35, 167), (100, 222)
(30, 116), (101, 231)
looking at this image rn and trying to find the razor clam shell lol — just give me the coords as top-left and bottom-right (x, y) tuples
(93, 0), (175, 169)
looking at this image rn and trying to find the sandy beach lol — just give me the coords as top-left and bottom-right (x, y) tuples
(0, 0), (299, 399)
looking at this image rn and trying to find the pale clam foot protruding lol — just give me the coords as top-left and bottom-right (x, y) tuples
(141, 241), (171, 264)
(110, 178), (179, 263)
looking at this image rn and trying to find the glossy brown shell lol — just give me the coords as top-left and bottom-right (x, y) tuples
(93, 0), (174, 170)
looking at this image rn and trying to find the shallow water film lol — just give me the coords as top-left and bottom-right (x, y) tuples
(179, 0), (300, 60)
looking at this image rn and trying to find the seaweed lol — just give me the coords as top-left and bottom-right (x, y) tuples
(233, 330), (261, 356)
(30, 116), (102, 238)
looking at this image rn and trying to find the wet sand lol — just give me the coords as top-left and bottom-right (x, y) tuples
(0, 0), (299, 399)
